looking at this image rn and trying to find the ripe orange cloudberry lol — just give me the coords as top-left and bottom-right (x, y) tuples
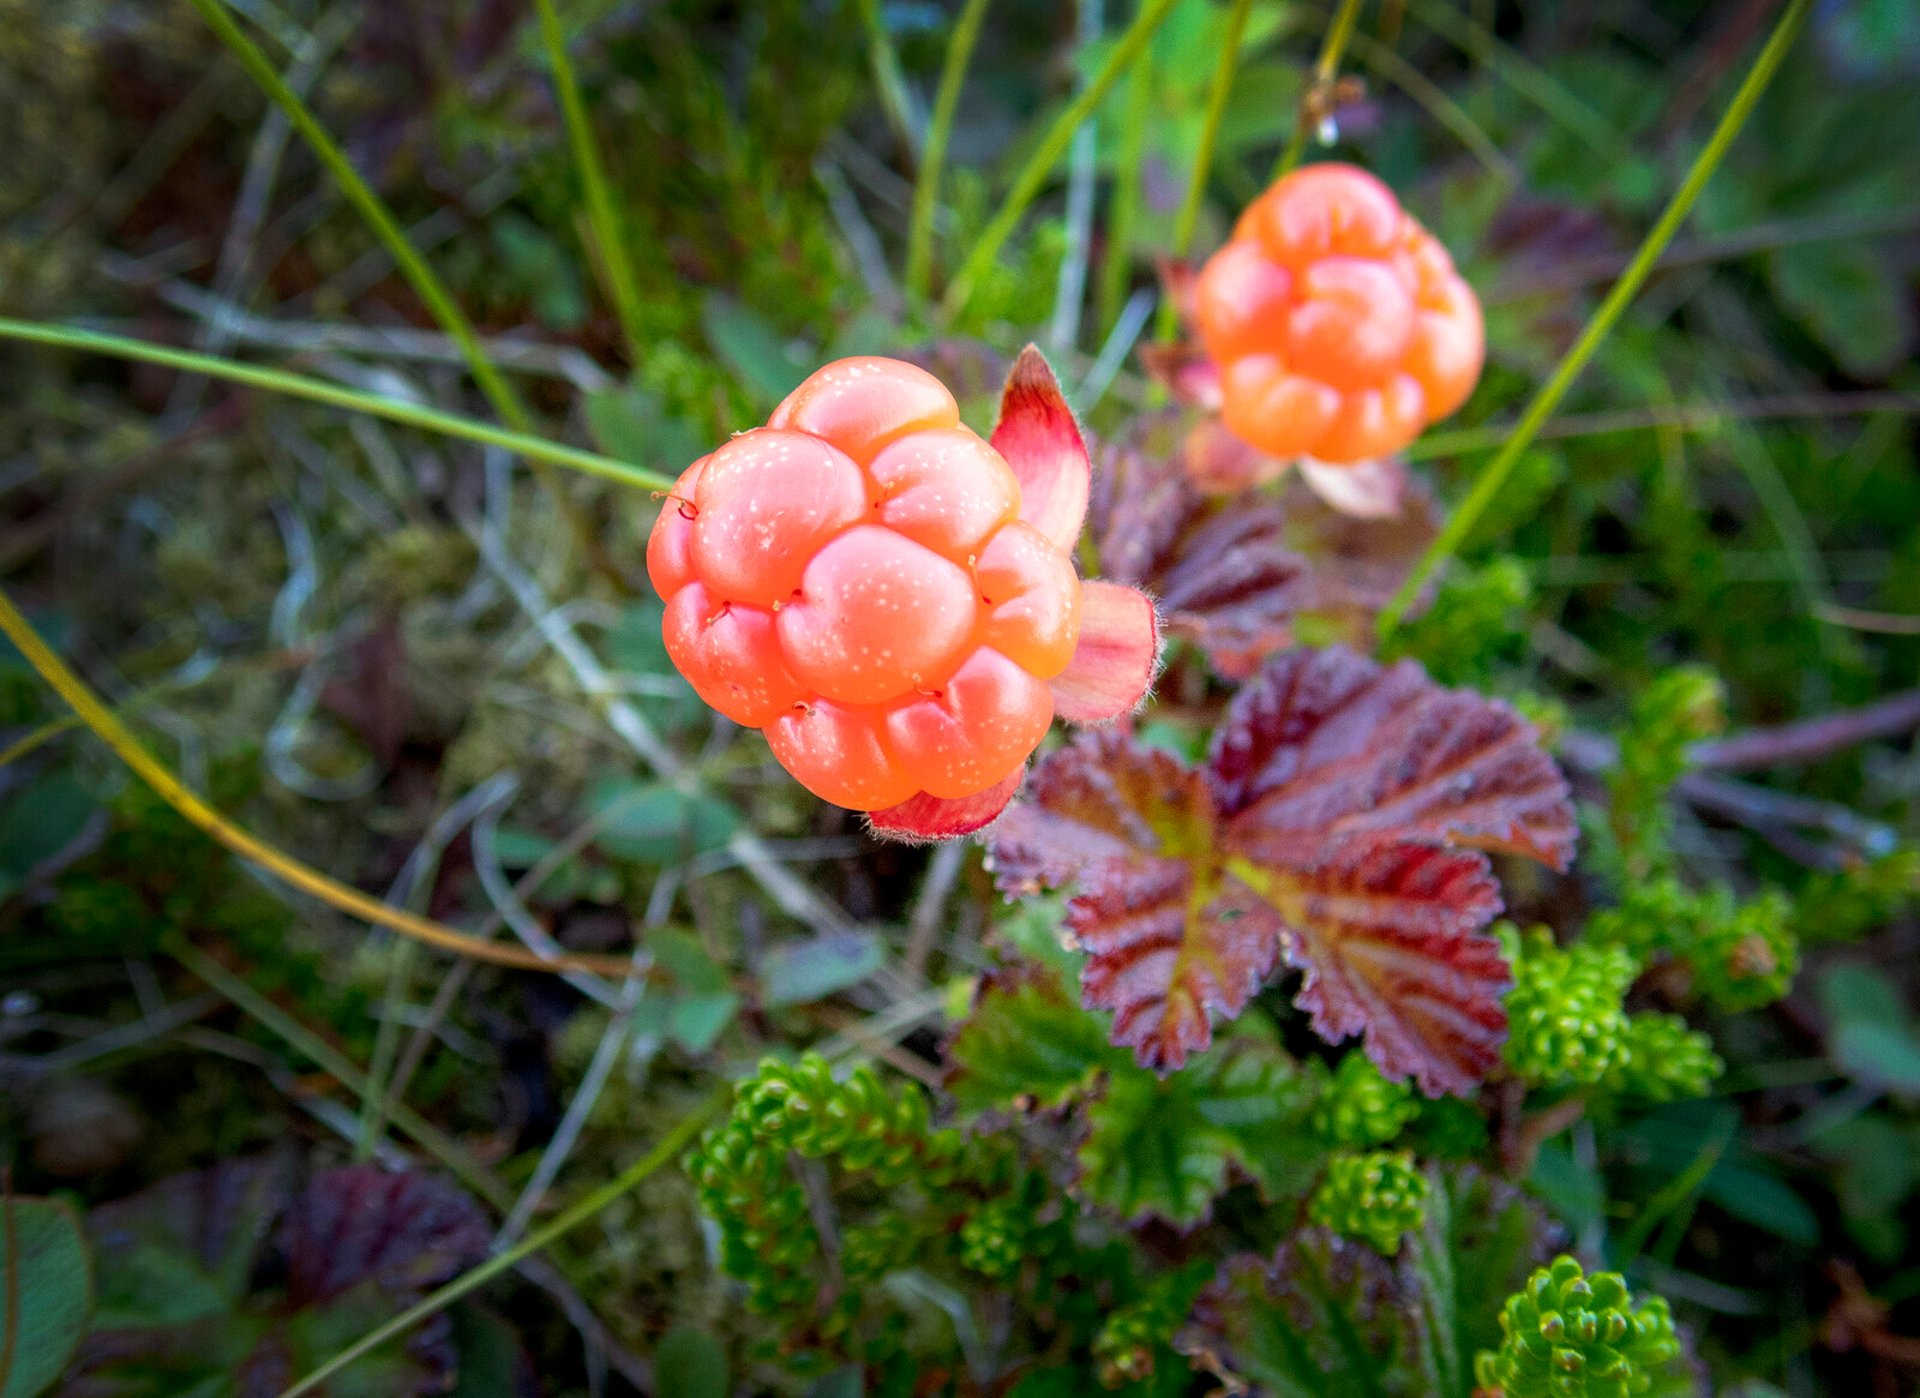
(1152, 162), (1484, 509)
(647, 350), (1158, 841)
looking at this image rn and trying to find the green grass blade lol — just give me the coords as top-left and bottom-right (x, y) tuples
(170, 938), (514, 1213)
(1377, 0), (1812, 638)
(533, 0), (649, 363)
(1273, 0), (1368, 180)
(1153, 0), (1256, 342)
(940, 0), (1184, 323)
(1407, 0), (1622, 156)
(185, 0), (535, 432)
(907, 0), (993, 304)
(1097, 51), (1154, 338)
(276, 1087), (728, 1398)
(0, 319), (672, 491)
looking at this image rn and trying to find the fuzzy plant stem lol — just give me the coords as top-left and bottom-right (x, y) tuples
(1378, 0), (1812, 639)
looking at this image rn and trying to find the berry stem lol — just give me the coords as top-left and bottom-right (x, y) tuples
(1272, 0), (1370, 180)
(1378, 0), (1812, 641)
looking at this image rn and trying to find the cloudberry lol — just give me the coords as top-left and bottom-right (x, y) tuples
(1192, 162), (1483, 466)
(647, 350), (1158, 841)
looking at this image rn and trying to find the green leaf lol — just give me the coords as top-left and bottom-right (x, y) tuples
(1702, 1163), (1819, 1247)
(1180, 1229), (1410, 1397)
(587, 779), (739, 864)
(1, 1197), (91, 1398)
(653, 1327), (729, 1398)
(761, 930), (884, 1006)
(87, 1157), (289, 1327)
(1076, 1025), (1318, 1227)
(1770, 240), (1913, 379)
(701, 295), (811, 405)
(448, 1304), (534, 1398)
(945, 966), (1125, 1114)
(1403, 1167), (1555, 1398)
(0, 769), (97, 886)
(584, 380), (706, 478)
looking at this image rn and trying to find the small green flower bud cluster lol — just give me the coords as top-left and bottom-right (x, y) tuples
(958, 1191), (1034, 1279)
(1611, 1014), (1723, 1103)
(1091, 1261), (1214, 1389)
(1587, 879), (1797, 1011)
(1501, 927), (1636, 1087)
(1794, 848), (1919, 944)
(1475, 1256), (1681, 1397)
(733, 1053), (967, 1186)
(1501, 926), (1724, 1105)
(1312, 1052), (1419, 1148)
(1607, 667), (1725, 875)
(689, 1053), (1001, 1316)
(1308, 1151), (1429, 1256)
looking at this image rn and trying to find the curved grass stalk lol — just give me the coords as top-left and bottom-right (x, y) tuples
(0, 584), (644, 977)
(0, 319), (671, 491)
(909, 0), (994, 305)
(532, 0), (649, 362)
(170, 937), (515, 1213)
(1378, 0), (1812, 638)
(277, 1086), (728, 1398)
(1407, 0), (1622, 157)
(1273, 0), (1368, 179)
(1097, 52), (1154, 338)
(1349, 30), (1514, 181)
(185, 0), (535, 433)
(1152, 0), (1257, 343)
(940, 0), (1184, 323)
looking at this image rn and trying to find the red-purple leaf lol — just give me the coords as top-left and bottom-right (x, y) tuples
(1088, 431), (1440, 679)
(1230, 841), (1508, 1095)
(989, 647), (1575, 1091)
(1279, 472), (1442, 641)
(283, 1166), (490, 1307)
(1210, 647), (1577, 868)
(1089, 436), (1310, 681)
(991, 345), (1090, 554)
(990, 727), (1209, 897)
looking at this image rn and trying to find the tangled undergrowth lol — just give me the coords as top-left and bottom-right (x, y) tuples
(3, 2), (1919, 1396)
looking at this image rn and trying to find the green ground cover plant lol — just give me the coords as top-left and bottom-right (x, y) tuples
(1, 1), (1918, 1395)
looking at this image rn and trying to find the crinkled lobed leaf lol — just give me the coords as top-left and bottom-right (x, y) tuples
(1181, 1163), (1558, 1398)
(1074, 1026), (1320, 1228)
(945, 955), (1317, 1228)
(1085, 427), (1443, 679)
(989, 646), (1575, 1094)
